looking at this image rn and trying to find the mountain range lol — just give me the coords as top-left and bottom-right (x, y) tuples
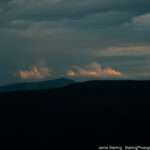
(0, 77), (76, 93)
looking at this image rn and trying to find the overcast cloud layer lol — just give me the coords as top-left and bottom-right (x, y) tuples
(0, 0), (150, 85)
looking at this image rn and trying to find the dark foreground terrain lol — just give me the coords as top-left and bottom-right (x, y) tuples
(0, 80), (150, 149)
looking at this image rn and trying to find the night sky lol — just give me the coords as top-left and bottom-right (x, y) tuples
(0, 0), (150, 85)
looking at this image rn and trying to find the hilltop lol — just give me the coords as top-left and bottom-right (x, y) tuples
(0, 77), (76, 93)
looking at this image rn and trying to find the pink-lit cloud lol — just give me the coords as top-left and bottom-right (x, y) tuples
(67, 62), (122, 77)
(67, 70), (76, 77)
(18, 65), (52, 80)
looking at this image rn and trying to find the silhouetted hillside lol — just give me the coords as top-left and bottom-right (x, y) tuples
(0, 80), (150, 149)
(0, 77), (76, 93)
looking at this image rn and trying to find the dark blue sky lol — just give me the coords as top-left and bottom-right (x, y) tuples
(0, 0), (150, 85)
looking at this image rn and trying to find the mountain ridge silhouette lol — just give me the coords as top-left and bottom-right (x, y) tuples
(0, 77), (76, 93)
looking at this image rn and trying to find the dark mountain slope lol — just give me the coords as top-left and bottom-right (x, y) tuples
(0, 80), (150, 149)
(0, 77), (76, 93)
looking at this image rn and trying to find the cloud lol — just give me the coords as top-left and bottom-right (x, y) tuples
(98, 46), (150, 56)
(123, 13), (150, 31)
(132, 13), (150, 26)
(67, 70), (76, 77)
(67, 62), (122, 77)
(17, 65), (52, 79)
(1, 0), (150, 85)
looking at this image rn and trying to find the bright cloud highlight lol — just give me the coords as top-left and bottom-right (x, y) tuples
(18, 65), (52, 79)
(67, 62), (122, 77)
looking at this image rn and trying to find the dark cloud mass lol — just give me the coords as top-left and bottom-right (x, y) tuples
(0, 0), (150, 85)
